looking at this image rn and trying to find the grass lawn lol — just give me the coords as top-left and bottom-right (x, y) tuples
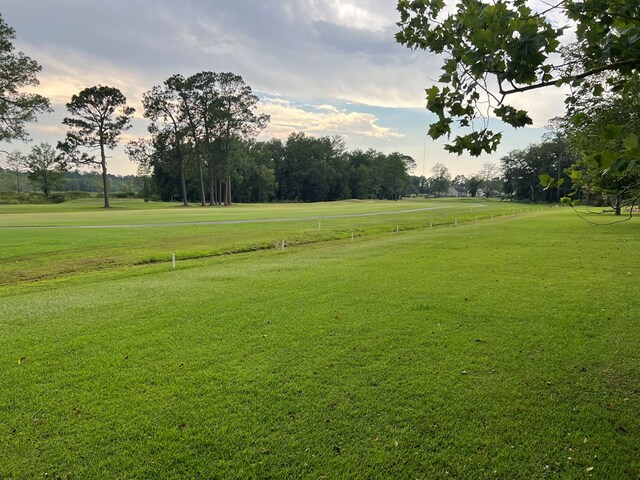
(0, 198), (530, 285)
(1, 202), (638, 478)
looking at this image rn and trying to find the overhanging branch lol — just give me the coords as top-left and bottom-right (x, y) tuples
(498, 59), (639, 96)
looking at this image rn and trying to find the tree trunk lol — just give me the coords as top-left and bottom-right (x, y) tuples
(197, 154), (206, 206)
(208, 161), (215, 206)
(180, 158), (188, 206)
(225, 176), (232, 206)
(100, 144), (110, 208)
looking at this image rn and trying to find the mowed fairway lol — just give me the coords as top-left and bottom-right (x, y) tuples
(1, 200), (639, 478)
(1, 198), (513, 285)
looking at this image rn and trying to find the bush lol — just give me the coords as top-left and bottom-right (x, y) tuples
(62, 191), (94, 200)
(111, 192), (138, 199)
(0, 191), (49, 204)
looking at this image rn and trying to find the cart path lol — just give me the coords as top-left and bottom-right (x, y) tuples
(0, 204), (488, 229)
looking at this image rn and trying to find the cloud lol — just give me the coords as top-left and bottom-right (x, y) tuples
(284, 0), (395, 32)
(1, 0), (559, 176)
(258, 98), (404, 140)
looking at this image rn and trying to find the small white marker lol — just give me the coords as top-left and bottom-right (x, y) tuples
(281, 240), (285, 253)
(172, 253), (176, 270)
(351, 232), (354, 242)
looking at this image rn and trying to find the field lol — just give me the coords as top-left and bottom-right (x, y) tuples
(1, 198), (638, 479)
(1, 198), (522, 286)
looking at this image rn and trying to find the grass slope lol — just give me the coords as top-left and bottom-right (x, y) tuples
(1, 209), (638, 478)
(0, 198), (527, 286)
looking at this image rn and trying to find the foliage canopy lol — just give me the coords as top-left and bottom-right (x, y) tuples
(0, 14), (51, 142)
(59, 85), (134, 207)
(396, 0), (640, 155)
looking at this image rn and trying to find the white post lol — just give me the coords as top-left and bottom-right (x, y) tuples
(430, 222), (433, 229)
(281, 240), (285, 253)
(172, 253), (176, 270)
(455, 218), (458, 227)
(396, 225), (399, 233)
(351, 232), (354, 242)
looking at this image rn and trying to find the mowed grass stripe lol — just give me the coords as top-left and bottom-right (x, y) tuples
(0, 198), (481, 227)
(0, 198), (540, 286)
(1, 210), (638, 478)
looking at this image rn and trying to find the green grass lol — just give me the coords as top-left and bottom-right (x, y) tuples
(1, 203), (638, 478)
(0, 198), (538, 285)
(0, 197), (507, 226)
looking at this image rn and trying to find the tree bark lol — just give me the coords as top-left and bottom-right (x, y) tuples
(614, 196), (622, 215)
(197, 154), (206, 206)
(225, 176), (232, 206)
(100, 143), (110, 208)
(180, 157), (188, 206)
(208, 161), (215, 206)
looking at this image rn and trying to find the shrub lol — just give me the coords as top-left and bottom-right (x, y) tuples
(63, 191), (94, 200)
(111, 191), (139, 199)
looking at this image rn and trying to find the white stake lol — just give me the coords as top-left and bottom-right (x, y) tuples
(351, 232), (354, 242)
(172, 253), (176, 270)
(396, 225), (399, 233)
(430, 222), (433, 229)
(281, 240), (285, 253)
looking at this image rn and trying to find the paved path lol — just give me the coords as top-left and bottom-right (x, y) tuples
(0, 205), (487, 229)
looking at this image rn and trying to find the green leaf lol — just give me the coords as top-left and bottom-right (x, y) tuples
(569, 170), (583, 182)
(598, 150), (621, 169)
(602, 124), (622, 140)
(539, 173), (553, 189)
(570, 112), (587, 126)
(623, 134), (638, 149)
(494, 105), (533, 128)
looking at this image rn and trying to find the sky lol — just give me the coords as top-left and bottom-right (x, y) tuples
(0, 0), (569, 177)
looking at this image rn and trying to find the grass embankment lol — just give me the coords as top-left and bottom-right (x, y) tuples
(0, 198), (530, 285)
(1, 206), (638, 478)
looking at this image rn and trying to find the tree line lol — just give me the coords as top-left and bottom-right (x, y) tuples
(125, 73), (417, 205)
(0, 14), (418, 207)
(0, 159), (140, 196)
(3, 5), (638, 211)
(134, 131), (417, 203)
